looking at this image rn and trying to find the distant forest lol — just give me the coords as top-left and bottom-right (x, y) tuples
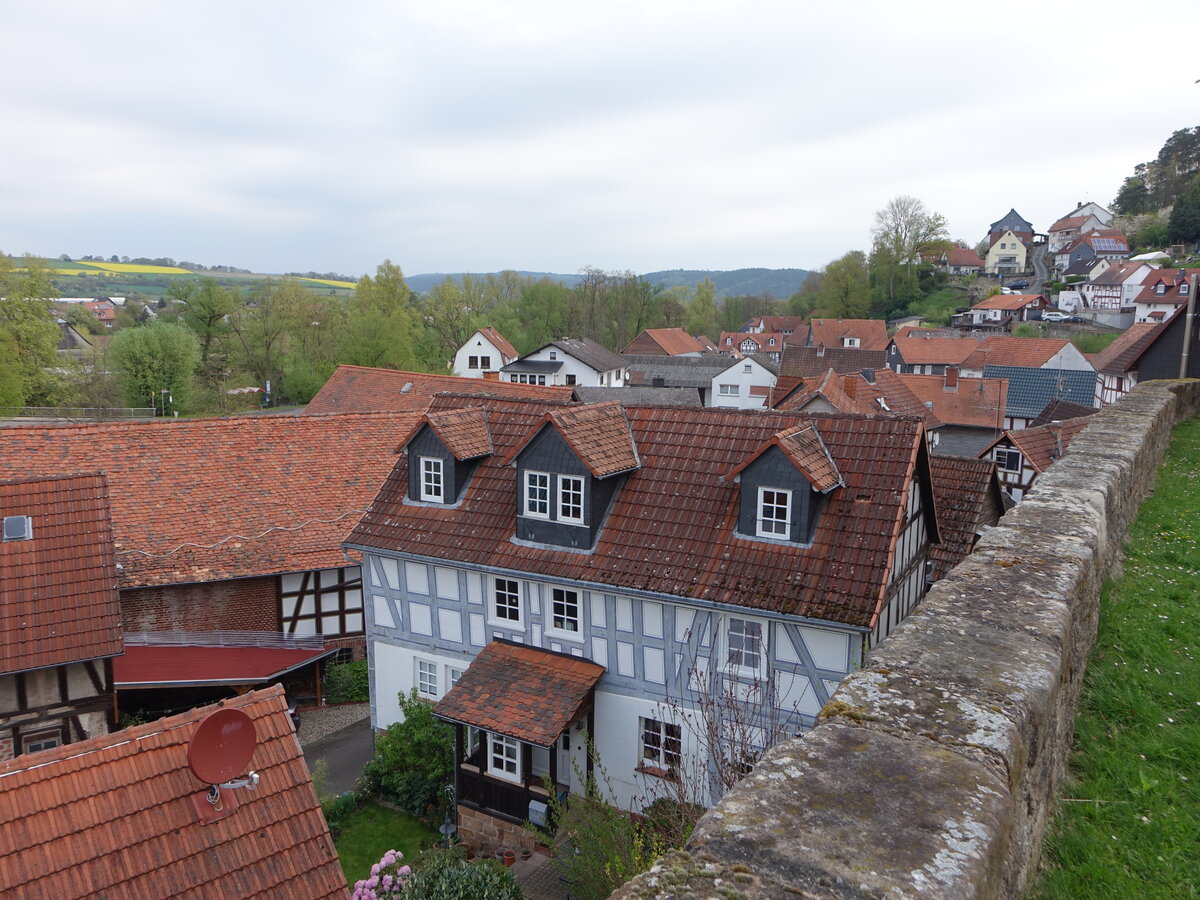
(404, 267), (812, 299)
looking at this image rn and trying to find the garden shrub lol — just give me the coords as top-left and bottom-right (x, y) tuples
(325, 659), (370, 704)
(361, 689), (453, 817)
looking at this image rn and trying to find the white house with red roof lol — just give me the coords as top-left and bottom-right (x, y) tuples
(1133, 269), (1200, 323)
(452, 326), (519, 378)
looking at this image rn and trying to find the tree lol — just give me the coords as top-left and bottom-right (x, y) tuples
(360, 689), (454, 816)
(870, 196), (949, 315)
(420, 277), (480, 368)
(339, 260), (421, 371)
(813, 251), (870, 318)
(684, 278), (719, 340)
(172, 278), (240, 363)
(0, 330), (25, 408)
(1168, 174), (1200, 245)
(0, 253), (71, 405)
(108, 320), (200, 413)
(1112, 175), (1151, 217)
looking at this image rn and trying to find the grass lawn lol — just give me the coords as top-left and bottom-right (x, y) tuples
(334, 801), (439, 888)
(1029, 417), (1200, 899)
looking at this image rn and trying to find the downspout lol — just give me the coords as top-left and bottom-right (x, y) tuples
(1180, 273), (1197, 379)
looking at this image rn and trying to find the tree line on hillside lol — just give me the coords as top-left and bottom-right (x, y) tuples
(1111, 125), (1200, 247)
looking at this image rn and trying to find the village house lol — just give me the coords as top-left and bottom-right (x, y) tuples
(886, 331), (981, 375)
(926, 455), (1006, 581)
(1, 473), (124, 760)
(451, 326), (519, 378)
(1052, 230), (1130, 274)
(346, 396), (939, 850)
(984, 209), (1036, 276)
(717, 330), (794, 362)
(501, 338), (628, 387)
(741, 315), (806, 338)
(1047, 213), (1107, 253)
(894, 370), (1009, 457)
(1132, 268), (1200, 324)
(957, 336), (1094, 379)
(981, 417), (1092, 502)
(951, 293), (1051, 331)
(980, 365), (1099, 430)
(621, 327), (717, 356)
(0, 686), (348, 899)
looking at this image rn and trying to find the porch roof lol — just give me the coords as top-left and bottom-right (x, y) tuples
(434, 640), (605, 747)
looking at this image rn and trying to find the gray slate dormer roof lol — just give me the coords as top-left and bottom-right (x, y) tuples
(989, 208), (1034, 235)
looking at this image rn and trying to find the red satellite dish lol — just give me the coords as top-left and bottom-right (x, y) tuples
(187, 708), (257, 785)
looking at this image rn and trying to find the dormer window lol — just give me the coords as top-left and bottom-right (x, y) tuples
(525, 471), (550, 517)
(844, 337), (859, 348)
(1181, 283), (1190, 295)
(1156, 283), (1166, 295)
(420, 458), (444, 501)
(757, 488), (791, 537)
(768, 338), (776, 347)
(559, 476), (584, 522)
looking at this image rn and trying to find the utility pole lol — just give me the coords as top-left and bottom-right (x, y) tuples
(1181, 273), (1197, 379)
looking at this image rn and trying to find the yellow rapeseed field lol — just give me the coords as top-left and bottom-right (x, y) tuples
(87, 262), (193, 274)
(302, 278), (358, 288)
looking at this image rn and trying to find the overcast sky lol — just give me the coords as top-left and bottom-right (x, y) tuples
(2, 1), (1197, 279)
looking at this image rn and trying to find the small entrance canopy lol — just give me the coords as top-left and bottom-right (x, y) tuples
(434, 640), (604, 747)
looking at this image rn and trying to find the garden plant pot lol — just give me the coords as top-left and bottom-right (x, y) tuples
(502, 850), (516, 867)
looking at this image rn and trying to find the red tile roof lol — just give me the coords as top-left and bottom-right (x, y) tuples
(304, 365), (574, 415)
(0, 685), (349, 900)
(620, 327), (711, 356)
(961, 336), (1080, 371)
(1088, 322), (1163, 375)
(928, 455), (1004, 580)
(0, 473), (124, 675)
(778, 346), (887, 378)
(726, 424), (843, 492)
(1048, 214), (1092, 233)
(807, 318), (890, 351)
(434, 640), (604, 746)
(113, 644), (336, 688)
(773, 369), (876, 415)
(1132, 269), (1200, 305)
(505, 401), (639, 477)
(350, 397), (932, 630)
(972, 293), (1047, 311)
(986, 418), (1092, 473)
(946, 247), (984, 268)
(477, 326), (518, 361)
(401, 406), (493, 459)
(0, 413), (421, 588)
(895, 374), (1007, 430)
(889, 334), (981, 366)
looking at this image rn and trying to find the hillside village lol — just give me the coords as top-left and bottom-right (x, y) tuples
(2, 187), (1200, 898)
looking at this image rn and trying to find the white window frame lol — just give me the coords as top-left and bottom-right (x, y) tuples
(447, 666), (464, 688)
(725, 616), (766, 676)
(558, 475), (584, 523)
(488, 732), (522, 783)
(547, 586), (582, 640)
(843, 337), (860, 348)
(524, 471), (550, 518)
(756, 487), (792, 538)
(640, 717), (682, 771)
(416, 658), (439, 697)
(994, 448), (1022, 472)
(419, 457), (444, 502)
(490, 577), (522, 626)
(718, 383), (739, 396)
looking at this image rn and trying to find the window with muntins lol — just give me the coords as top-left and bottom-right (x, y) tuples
(420, 457), (444, 502)
(493, 577), (521, 623)
(757, 487), (791, 537)
(719, 384), (739, 396)
(640, 718), (681, 770)
(559, 475), (584, 522)
(468, 355), (479, 369)
(489, 733), (521, 782)
(551, 588), (580, 634)
(525, 471), (550, 517)
(417, 659), (438, 697)
(995, 448), (1022, 471)
(727, 618), (764, 671)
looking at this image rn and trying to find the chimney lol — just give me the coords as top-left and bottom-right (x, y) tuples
(1051, 422), (1064, 460)
(944, 366), (959, 391)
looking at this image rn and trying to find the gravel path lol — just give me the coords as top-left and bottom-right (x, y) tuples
(296, 702), (370, 749)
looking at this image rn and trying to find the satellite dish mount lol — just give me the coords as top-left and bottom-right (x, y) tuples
(186, 707), (260, 824)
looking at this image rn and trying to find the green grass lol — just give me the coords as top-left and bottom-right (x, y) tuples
(1071, 332), (1119, 354)
(334, 801), (438, 888)
(1030, 418), (1200, 900)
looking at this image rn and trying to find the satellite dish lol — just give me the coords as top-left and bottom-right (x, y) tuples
(187, 708), (257, 785)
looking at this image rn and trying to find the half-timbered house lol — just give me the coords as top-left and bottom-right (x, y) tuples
(347, 396), (939, 850)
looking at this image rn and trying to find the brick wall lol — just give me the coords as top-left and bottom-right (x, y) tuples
(613, 380), (1200, 900)
(121, 576), (279, 632)
(0, 737), (12, 761)
(457, 804), (537, 857)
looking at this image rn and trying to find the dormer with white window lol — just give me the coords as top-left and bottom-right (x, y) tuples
(724, 423), (843, 545)
(504, 402), (639, 550)
(399, 407), (492, 505)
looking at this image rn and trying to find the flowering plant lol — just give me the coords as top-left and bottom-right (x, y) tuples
(351, 849), (411, 899)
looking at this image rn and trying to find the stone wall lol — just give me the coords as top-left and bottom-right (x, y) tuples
(614, 380), (1200, 900)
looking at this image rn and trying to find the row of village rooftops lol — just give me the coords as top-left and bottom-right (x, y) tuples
(5, 319), (1197, 892)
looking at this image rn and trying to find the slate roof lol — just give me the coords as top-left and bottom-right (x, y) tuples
(1029, 398), (1099, 427)
(962, 337), (1082, 371)
(0, 413), (421, 588)
(620, 327), (711, 356)
(928, 455), (1004, 580)
(573, 385), (702, 406)
(541, 337), (627, 373)
(778, 346), (887, 378)
(807, 318), (890, 351)
(477, 326), (518, 361)
(1088, 322), (1162, 376)
(623, 353), (745, 389)
(984, 417), (1093, 473)
(303, 365), (574, 415)
(981, 366), (1098, 420)
(989, 209), (1033, 234)
(433, 640), (604, 746)
(0, 473), (124, 676)
(893, 374), (1007, 430)
(0, 686), (348, 900)
(349, 397), (933, 630)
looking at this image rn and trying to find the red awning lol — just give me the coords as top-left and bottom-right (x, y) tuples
(113, 645), (337, 688)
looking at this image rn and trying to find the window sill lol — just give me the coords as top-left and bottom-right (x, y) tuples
(635, 763), (679, 783)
